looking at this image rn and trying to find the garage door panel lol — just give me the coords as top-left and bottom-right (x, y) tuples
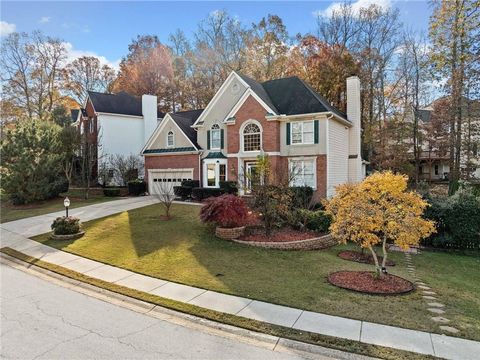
(148, 169), (193, 195)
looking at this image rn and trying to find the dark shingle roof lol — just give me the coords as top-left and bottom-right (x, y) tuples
(170, 109), (204, 149)
(70, 109), (79, 122)
(87, 91), (165, 118)
(261, 76), (348, 120)
(144, 147), (196, 154)
(238, 74), (278, 114)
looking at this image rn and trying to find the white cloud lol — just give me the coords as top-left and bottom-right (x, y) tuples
(63, 42), (120, 70)
(39, 16), (51, 24)
(314, 0), (391, 18)
(0, 21), (16, 37)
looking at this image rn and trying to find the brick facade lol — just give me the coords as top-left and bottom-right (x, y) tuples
(144, 154), (200, 189)
(227, 95), (280, 153)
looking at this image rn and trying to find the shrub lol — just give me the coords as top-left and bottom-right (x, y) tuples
(252, 184), (293, 235)
(298, 209), (332, 233)
(191, 187), (224, 201)
(424, 188), (480, 250)
(200, 194), (249, 228)
(127, 179), (146, 196)
(103, 188), (121, 197)
(290, 186), (314, 209)
(181, 180), (200, 188)
(173, 186), (193, 200)
(219, 181), (238, 194)
(51, 216), (81, 235)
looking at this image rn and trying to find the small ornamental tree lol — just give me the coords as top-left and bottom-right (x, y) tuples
(200, 194), (249, 228)
(325, 171), (436, 278)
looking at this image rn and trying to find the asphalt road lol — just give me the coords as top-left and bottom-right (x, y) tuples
(0, 263), (340, 360)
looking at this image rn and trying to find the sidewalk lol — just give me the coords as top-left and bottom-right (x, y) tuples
(1, 197), (479, 360)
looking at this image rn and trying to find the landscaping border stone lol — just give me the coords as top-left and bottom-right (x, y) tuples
(49, 231), (85, 241)
(231, 234), (336, 250)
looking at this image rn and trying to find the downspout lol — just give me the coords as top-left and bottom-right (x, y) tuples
(325, 114), (334, 198)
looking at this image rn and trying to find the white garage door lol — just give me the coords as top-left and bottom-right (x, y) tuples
(148, 169), (194, 195)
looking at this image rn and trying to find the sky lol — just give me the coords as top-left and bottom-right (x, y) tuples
(1, 1), (432, 69)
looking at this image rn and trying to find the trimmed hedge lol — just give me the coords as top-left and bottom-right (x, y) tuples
(51, 216), (81, 235)
(219, 181), (238, 194)
(191, 187), (224, 201)
(182, 180), (200, 188)
(128, 179), (146, 196)
(103, 188), (121, 197)
(173, 186), (193, 200)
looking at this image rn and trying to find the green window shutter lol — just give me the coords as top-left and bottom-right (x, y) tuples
(286, 123), (291, 145)
(314, 120), (319, 144)
(207, 130), (211, 150)
(220, 129), (224, 149)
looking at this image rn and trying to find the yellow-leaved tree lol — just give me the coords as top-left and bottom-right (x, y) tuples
(325, 171), (436, 278)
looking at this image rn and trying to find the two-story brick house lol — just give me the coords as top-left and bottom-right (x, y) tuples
(142, 71), (365, 198)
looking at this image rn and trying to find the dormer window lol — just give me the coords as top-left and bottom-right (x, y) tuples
(210, 124), (221, 150)
(167, 131), (174, 147)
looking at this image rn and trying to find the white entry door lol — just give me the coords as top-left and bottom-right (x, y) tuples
(148, 169), (193, 195)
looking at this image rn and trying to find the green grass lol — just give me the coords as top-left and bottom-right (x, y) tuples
(0, 189), (121, 223)
(32, 203), (480, 341)
(0, 247), (435, 360)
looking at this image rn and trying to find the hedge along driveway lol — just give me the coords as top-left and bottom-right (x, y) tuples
(31, 203), (480, 342)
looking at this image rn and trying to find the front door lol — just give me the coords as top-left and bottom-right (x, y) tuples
(245, 161), (258, 193)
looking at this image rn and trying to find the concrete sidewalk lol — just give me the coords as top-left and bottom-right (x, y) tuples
(1, 197), (479, 360)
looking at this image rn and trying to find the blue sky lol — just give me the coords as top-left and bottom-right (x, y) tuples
(1, 1), (432, 68)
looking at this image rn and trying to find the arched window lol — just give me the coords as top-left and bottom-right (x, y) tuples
(243, 123), (261, 152)
(167, 131), (174, 147)
(210, 124), (221, 149)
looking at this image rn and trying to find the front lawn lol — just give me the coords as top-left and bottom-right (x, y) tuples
(32, 203), (480, 341)
(1, 189), (121, 223)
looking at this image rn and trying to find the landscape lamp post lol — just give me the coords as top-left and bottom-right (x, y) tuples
(64, 197), (70, 217)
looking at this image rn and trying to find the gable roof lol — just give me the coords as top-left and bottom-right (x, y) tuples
(261, 76), (348, 120)
(238, 74), (279, 114)
(87, 91), (165, 118)
(170, 109), (203, 149)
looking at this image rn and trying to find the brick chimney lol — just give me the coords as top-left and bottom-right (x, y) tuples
(346, 76), (363, 183)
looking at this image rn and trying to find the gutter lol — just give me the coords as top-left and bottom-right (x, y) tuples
(265, 112), (352, 127)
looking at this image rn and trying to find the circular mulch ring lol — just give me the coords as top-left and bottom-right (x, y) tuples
(328, 271), (414, 295)
(338, 250), (395, 266)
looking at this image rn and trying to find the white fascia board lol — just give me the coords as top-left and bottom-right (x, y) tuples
(144, 151), (200, 157)
(266, 112), (352, 127)
(192, 71), (240, 128)
(96, 112), (144, 119)
(223, 88), (277, 122)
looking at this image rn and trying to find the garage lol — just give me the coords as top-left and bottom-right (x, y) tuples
(148, 168), (194, 195)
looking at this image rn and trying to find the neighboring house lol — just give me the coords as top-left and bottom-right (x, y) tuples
(78, 91), (164, 182)
(407, 98), (480, 181)
(143, 71), (365, 198)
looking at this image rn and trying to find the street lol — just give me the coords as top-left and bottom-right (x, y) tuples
(0, 262), (339, 360)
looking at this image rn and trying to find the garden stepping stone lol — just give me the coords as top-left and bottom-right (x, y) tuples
(423, 291), (436, 295)
(428, 302), (445, 308)
(418, 285), (431, 290)
(423, 296), (437, 300)
(431, 316), (450, 323)
(428, 308), (445, 314)
(416, 282), (426, 285)
(439, 326), (460, 334)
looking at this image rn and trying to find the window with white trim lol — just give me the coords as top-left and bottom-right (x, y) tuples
(291, 121), (314, 144)
(290, 159), (316, 188)
(211, 124), (221, 149)
(243, 123), (261, 152)
(167, 131), (174, 147)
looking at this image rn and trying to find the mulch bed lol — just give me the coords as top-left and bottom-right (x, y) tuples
(240, 228), (322, 243)
(328, 271), (414, 295)
(338, 250), (395, 266)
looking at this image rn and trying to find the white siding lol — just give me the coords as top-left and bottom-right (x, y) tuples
(327, 119), (349, 197)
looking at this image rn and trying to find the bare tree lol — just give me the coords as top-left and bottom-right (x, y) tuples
(64, 56), (116, 105)
(152, 172), (181, 219)
(107, 154), (143, 186)
(0, 31), (67, 120)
